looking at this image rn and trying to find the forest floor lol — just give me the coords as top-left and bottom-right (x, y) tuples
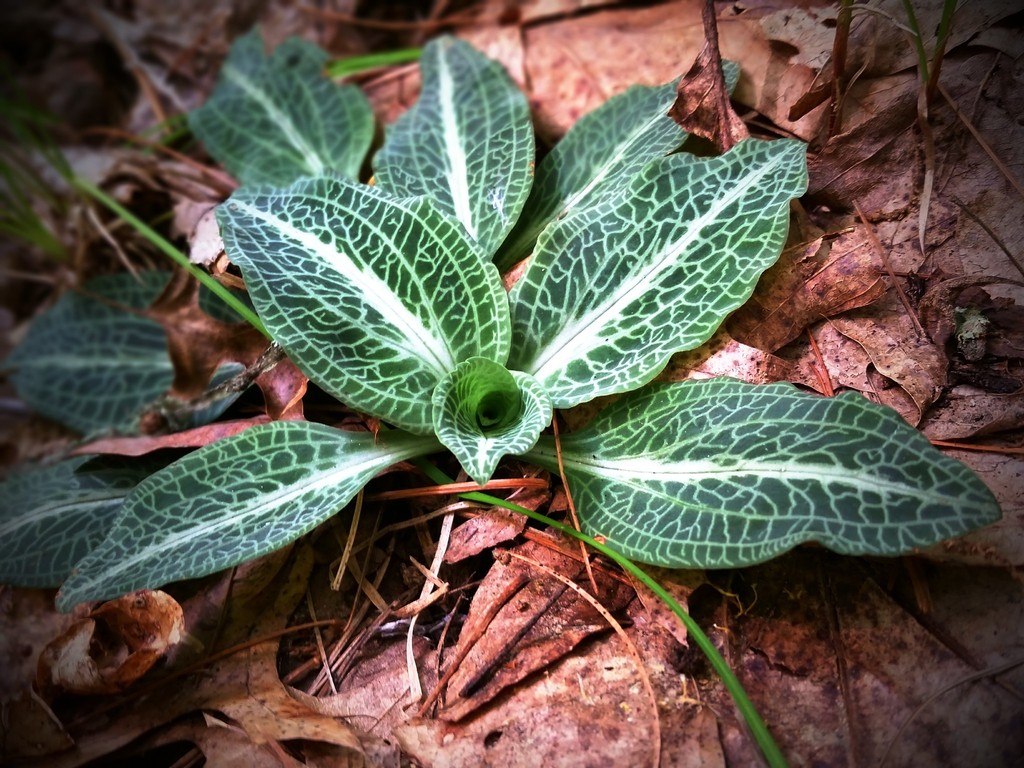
(1, 1), (1022, 766)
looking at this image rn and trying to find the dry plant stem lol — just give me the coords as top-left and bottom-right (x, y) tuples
(806, 327), (835, 397)
(915, 83), (937, 260)
(506, 550), (662, 768)
(938, 82), (1024, 201)
(298, 3), (477, 30)
(828, 0), (854, 136)
(406, 511), (454, 701)
(552, 415), (598, 594)
(306, 591), (337, 694)
(331, 489), (363, 590)
(878, 655), (1024, 767)
(853, 201), (926, 338)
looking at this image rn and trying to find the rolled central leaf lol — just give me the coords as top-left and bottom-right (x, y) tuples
(432, 357), (552, 485)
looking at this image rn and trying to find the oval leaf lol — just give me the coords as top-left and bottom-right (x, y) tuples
(4, 272), (172, 434)
(527, 379), (1001, 568)
(56, 423), (440, 610)
(508, 138), (808, 408)
(495, 79), (686, 270)
(219, 176), (511, 434)
(188, 29), (374, 186)
(0, 457), (155, 587)
(373, 35), (534, 257)
(432, 357), (552, 484)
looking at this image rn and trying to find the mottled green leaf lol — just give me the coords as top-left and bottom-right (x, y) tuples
(508, 138), (808, 408)
(188, 29), (373, 186)
(527, 379), (1001, 568)
(56, 423), (440, 610)
(432, 357), (552, 484)
(373, 35), (533, 257)
(219, 175), (510, 434)
(3, 272), (172, 433)
(0, 457), (155, 587)
(495, 62), (740, 271)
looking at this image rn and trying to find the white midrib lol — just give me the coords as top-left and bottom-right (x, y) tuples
(223, 63), (325, 175)
(68, 443), (425, 593)
(564, 455), (961, 510)
(235, 201), (454, 376)
(527, 156), (777, 381)
(437, 53), (476, 239)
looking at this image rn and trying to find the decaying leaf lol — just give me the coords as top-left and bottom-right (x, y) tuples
(438, 539), (634, 721)
(36, 590), (184, 697)
(830, 309), (948, 425)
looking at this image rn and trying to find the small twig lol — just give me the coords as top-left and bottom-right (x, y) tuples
(330, 489), (363, 590)
(853, 201), (926, 338)
(552, 415), (598, 595)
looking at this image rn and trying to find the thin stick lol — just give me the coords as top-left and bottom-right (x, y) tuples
(551, 416), (598, 595)
(854, 201), (926, 338)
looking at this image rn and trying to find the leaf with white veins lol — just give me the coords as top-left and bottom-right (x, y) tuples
(0, 457), (155, 587)
(188, 29), (373, 186)
(527, 379), (1001, 568)
(508, 138), (808, 408)
(495, 62), (739, 271)
(373, 36), (533, 257)
(432, 357), (552, 484)
(57, 423), (440, 610)
(219, 175), (510, 434)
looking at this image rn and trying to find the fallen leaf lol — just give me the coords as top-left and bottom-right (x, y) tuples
(70, 416), (270, 456)
(830, 308), (948, 425)
(668, 2), (748, 151)
(36, 590), (184, 697)
(437, 540), (634, 721)
(726, 217), (887, 352)
(445, 508), (528, 564)
(0, 688), (73, 761)
(919, 389), (1024, 441)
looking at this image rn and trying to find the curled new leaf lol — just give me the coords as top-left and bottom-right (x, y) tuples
(432, 357), (552, 485)
(219, 176), (510, 434)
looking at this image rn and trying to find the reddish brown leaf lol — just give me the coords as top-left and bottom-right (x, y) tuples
(668, 1), (749, 152)
(438, 540), (634, 722)
(70, 416), (271, 456)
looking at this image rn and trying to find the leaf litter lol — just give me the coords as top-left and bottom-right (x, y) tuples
(1, 0), (1023, 765)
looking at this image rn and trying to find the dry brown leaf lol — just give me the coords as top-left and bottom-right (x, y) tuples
(36, 590), (184, 697)
(919, 390), (1024, 441)
(0, 688), (73, 762)
(663, 330), (812, 387)
(437, 540), (634, 722)
(830, 309), (948, 425)
(70, 416), (270, 456)
(668, 1), (749, 152)
(726, 219), (887, 352)
(444, 508), (529, 564)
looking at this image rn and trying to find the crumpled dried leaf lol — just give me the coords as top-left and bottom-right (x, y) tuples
(438, 539), (634, 722)
(726, 219), (887, 352)
(36, 590), (184, 697)
(830, 308), (948, 425)
(70, 416), (271, 456)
